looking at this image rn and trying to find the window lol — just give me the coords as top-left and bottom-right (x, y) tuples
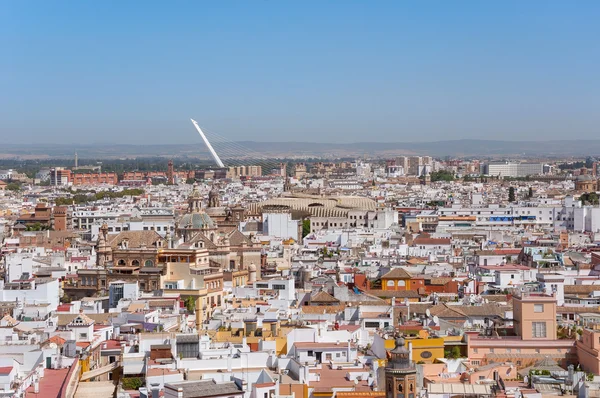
(307, 351), (314, 357)
(530, 321), (547, 338)
(326, 353), (332, 360)
(473, 348), (478, 353)
(534, 304), (544, 313)
(272, 284), (286, 290)
(80, 333), (87, 339)
(336, 353), (341, 358)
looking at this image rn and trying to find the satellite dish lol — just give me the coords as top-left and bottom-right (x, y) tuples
(49, 343), (57, 349)
(433, 315), (439, 325)
(426, 309), (431, 318)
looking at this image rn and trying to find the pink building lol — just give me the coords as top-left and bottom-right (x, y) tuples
(467, 290), (576, 369)
(577, 327), (600, 375)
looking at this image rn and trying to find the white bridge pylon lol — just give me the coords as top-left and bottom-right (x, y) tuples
(190, 118), (225, 168)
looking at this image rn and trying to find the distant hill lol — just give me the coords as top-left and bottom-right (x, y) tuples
(2, 139), (600, 159)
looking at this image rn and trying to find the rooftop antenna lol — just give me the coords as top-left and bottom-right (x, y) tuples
(190, 118), (225, 168)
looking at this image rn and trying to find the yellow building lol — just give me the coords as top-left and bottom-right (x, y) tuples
(379, 332), (445, 363)
(405, 335), (445, 364)
(381, 268), (412, 291)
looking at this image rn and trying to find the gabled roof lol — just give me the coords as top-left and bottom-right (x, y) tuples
(58, 313), (116, 327)
(68, 313), (95, 326)
(429, 304), (467, 319)
(108, 230), (165, 250)
(310, 290), (340, 303)
(227, 229), (253, 246)
(178, 232), (218, 250)
(381, 268), (412, 280)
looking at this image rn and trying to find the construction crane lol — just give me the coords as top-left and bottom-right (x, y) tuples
(190, 118), (225, 168)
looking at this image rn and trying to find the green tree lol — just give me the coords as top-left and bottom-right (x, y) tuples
(581, 192), (599, 205)
(184, 296), (196, 313)
(302, 219), (311, 238)
(5, 182), (21, 191)
(430, 170), (455, 182)
(508, 187), (515, 202)
(122, 377), (143, 390)
(444, 346), (462, 359)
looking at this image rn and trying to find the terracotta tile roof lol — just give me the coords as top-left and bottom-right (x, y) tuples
(0, 367), (13, 374)
(227, 229), (254, 246)
(413, 238), (451, 246)
(179, 232), (218, 250)
(46, 335), (67, 346)
(108, 230), (165, 250)
(429, 304), (466, 318)
(369, 290), (422, 298)
(557, 306), (600, 314)
(148, 299), (177, 308)
(310, 291), (340, 303)
(381, 268), (412, 280)
(301, 304), (346, 314)
(57, 313), (117, 327)
(564, 285), (600, 295)
(68, 313), (95, 326)
(336, 393), (385, 398)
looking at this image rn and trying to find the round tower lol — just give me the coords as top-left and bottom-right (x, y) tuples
(385, 337), (417, 398)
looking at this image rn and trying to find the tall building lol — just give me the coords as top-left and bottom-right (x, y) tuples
(167, 159), (174, 185)
(294, 163), (307, 179)
(385, 337), (417, 398)
(53, 206), (68, 231)
(50, 167), (71, 186)
(408, 156), (422, 175)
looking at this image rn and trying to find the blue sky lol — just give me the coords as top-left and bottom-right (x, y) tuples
(1, 1), (599, 144)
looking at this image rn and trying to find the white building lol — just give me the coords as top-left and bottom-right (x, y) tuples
(109, 281), (140, 308)
(233, 278), (295, 301)
(0, 278), (60, 312)
(263, 212), (299, 241)
(485, 162), (543, 177)
(0, 170), (13, 181)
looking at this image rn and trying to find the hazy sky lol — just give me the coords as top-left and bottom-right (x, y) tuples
(2, 1), (599, 144)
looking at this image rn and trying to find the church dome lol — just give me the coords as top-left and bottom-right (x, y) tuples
(178, 212), (215, 229)
(576, 174), (593, 182)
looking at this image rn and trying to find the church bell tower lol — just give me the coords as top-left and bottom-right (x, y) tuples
(385, 337), (417, 398)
